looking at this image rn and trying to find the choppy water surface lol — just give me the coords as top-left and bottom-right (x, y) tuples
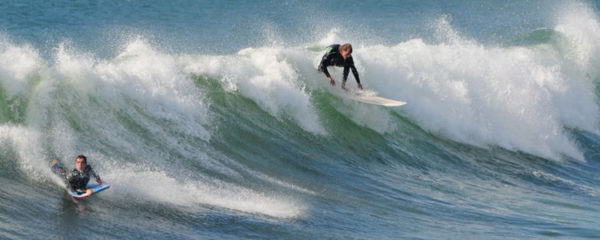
(1, 1), (599, 239)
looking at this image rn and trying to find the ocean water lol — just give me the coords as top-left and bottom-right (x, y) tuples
(1, 0), (600, 239)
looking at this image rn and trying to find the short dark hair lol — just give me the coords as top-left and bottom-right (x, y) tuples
(339, 43), (352, 54)
(77, 155), (87, 164)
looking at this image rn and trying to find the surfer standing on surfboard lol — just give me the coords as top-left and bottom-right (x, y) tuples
(318, 43), (363, 90)
(55, 155), (103, 196)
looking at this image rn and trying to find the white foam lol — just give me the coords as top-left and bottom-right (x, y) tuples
(0, 39), (49, 177)
(0, 125), (51, 180)
(0, 37), (215, 181)
(0, 39), (43, 98)
(54, 39), (210, 140)
(318, 28), (342, 47)
(182, 46), (326, 134)
(554, 1), (600, 72)
(104, 166), (306, 219)
(353, 14), (599, 161)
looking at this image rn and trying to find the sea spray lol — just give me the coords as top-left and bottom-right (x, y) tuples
(358, 17), (599, 161)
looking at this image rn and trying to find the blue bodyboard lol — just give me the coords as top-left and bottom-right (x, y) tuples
(51, 159), (110, 199)
(70, 183), (111, 199)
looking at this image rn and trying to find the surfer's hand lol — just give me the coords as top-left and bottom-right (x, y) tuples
(358, 83), (363, 90)
(328, 77), (335, 86)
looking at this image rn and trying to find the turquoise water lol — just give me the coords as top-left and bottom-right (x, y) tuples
(1, 1), (600, 239)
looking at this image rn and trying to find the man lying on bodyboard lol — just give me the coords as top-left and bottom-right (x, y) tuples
(51, 155), (109, 200)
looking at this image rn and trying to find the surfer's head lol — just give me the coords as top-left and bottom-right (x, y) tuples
(76, 155), (87, 171)
(339, 43), (352, 59)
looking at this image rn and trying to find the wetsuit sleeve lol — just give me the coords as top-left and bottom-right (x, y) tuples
(90, 167), (102, 182)
(320, 61), (331, 78)
(318, 54), (332, 78)
(343, 57), (361, 84)
(343, 66), (350, 83)
(318, 45), (341, 78)
(351, 66), (361, 84)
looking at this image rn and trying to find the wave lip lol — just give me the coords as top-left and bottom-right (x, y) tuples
(182, 46), (326, 134)
(357, 18), (599, 160)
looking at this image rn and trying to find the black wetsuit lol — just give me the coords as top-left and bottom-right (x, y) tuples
(318, 44), (361, 84)
(66, 165), (101, 194)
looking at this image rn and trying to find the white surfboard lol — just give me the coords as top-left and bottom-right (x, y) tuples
(329, 87), (406, 107)
(350, 94), (407, 107)
(335, 89), (406, 107)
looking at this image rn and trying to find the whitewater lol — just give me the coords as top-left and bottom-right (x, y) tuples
(1, 0), (599, 239)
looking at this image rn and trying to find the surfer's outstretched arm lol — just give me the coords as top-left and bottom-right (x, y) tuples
(319, 58), (335, 86)
(90, 167), (103, 185)
(343, 62), (362, 90)
(351, 66), (362, 90)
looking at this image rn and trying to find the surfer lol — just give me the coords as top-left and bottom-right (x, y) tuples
(318, 43), (363, 90)
(56, 155), (103, 195)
